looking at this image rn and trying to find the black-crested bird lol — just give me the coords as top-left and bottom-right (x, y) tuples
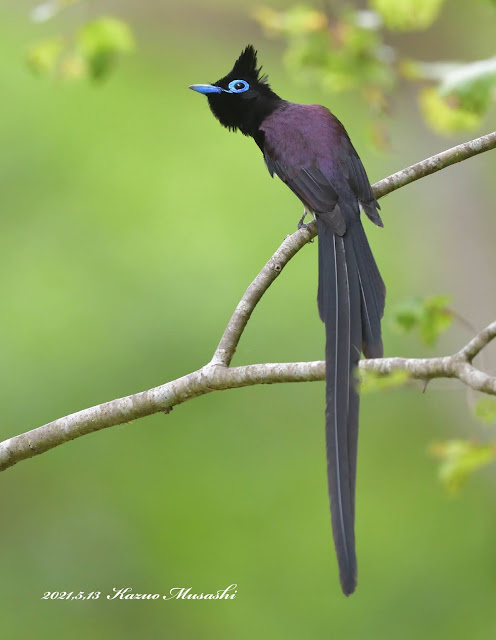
(189, 45), (385, 596)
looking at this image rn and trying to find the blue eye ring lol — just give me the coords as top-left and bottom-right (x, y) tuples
(227, 79), (250, 93)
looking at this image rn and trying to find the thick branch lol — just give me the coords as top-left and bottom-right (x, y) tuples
(2, 133), (496, 473)
(1, 322), (496, 472)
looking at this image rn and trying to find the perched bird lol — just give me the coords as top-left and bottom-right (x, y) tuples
(189, 45), (385, 596)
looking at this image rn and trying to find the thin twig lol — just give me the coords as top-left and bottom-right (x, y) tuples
(373, 131), (496, 199)
(457, 321), (496, 362)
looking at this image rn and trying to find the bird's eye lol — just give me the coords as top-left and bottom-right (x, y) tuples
(228, 79), (249, 93)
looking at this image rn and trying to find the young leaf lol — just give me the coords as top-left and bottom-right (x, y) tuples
(430, 440), (495, 494)
(392, 295), (453, 346)
(420, 88), (482, 135)
(419, 295), (453, 346)
(417, 58), (496, 134)
(77, 17), (135, 81)
(26, 38), (64, 75)
(391, 296), (423, 333)
(254, 6), (395, 95)
(370, 0), (446, 31)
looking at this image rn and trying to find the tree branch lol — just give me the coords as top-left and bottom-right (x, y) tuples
(211, 130), (496, 366)
(2, 132), (496, 473)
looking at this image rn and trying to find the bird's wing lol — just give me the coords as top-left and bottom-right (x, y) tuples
(260, 103), (385, 349)
(336, 134), (383, 227)
(264, 151), (347, 235)
(260, 104), (383, 230)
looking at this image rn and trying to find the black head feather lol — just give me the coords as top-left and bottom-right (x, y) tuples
(205, 45), (281, 137)
(229, 45), (266, 85)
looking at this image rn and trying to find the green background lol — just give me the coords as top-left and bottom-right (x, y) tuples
(1, 1), (495, 638)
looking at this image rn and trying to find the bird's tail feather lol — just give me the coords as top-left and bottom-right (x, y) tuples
(317, 213), (384, 595)
(317, 216), (362, 596)
(349, 222), (385, 359)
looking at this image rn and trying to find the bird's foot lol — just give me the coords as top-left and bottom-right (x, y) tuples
(297, 211), (308, 230)
(297, 210), (314, 241)
(297, 217), (314, 242)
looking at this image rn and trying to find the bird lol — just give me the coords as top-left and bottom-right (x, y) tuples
(189, 45), (385, 596)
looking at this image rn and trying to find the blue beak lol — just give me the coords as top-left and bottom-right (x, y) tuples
(189, 84), (223, 95)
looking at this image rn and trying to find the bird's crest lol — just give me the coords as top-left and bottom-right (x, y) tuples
(230, 45), (269, 85)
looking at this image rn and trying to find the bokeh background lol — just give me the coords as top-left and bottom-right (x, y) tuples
(1, 1), (496, 638)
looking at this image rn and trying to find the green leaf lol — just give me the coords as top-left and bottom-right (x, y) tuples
(392, 295), (453, 346)
(27, 16), (135, 83)
(370, 0), (446, 31)
(392, 296), (423, 333)
(26, 38), (64, 75)
(77, 17), (135, 81)
(420, 88), (482, 135)
(438, 57), (496, 112)
(417, 58), (496, 134)
(254, 6), (395, 96)
(419, 295), (453, 346)
(431, 440), (495, 494)
(359, 369), (410, 393)
(474, 398), (496, 425)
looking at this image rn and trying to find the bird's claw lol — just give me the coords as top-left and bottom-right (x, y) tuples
(297, 220), (314, 242)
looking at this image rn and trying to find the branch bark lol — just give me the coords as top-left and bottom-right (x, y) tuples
(2, 131), (496, 473)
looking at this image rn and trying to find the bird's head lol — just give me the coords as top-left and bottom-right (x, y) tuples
(189, 45), (281, 137)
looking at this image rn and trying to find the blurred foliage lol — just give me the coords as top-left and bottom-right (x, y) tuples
(254, 1), (496, 137)
(253, 6), (394, 93)
(77, 17), (135, 80)
(371, 0), (446, 31)
(392, 295), (453, 346)
(24, 1), (496, 129)
(359, 368), (410, 393)
(409, 57), (496, 134)
(391, 295), (496, 488)
(254, 5), (394, 125)
(419, 87), (483, 136)
(431, 440), (496, 494)
(27, 2), (135, 81)
(474, 397), (496, 424)
(26, 36), (64, 75)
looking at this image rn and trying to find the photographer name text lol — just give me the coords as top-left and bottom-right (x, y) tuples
(41, 585), (238, 601)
